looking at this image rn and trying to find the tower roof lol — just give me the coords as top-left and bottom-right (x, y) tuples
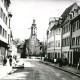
(33, 19), (35, 24)
(32, 19), (36, 27)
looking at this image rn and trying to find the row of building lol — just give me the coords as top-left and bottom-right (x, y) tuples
(0, 0), (19, 65)
(46, 2), (80, 66)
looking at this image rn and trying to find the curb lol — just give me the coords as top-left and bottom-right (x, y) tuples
(40, 61), (80, 78)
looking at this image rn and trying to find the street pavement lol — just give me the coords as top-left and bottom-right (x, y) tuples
(0, 65), (17, 79)
(40, 60), (80, 77)
(2, 59), (80, 80)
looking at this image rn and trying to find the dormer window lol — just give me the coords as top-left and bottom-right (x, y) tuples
(71, 11), (74, 17)
(69, 13), (72, 19)
(74, 9), (78, 13)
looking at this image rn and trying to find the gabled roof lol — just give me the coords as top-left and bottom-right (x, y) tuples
(61, 2), (77, 20)
(17, 42), (25, 49)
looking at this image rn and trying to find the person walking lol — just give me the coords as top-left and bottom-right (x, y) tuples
(3, 57), (7, 66)
(59, 58), (62, 67)
(9, 57), (12, 66)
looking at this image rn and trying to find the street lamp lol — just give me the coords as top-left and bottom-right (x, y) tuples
(8, 12), (12, 29)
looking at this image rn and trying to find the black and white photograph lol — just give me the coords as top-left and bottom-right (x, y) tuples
(0, 0), (80, 80)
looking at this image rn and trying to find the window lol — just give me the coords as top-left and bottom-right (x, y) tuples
(68, 37), (70, 46)
(62, 27), (64, 34)
(79, 20), (80, 29)
(0, 25), (2, 35)
(55, 41), (57, 47)
(64, 26), (65, 33)
(0, 8), (1, 17)
(76, 20), (79, 30)
(5, 30), (7, 38)
(66, 37), (68, 46)
(1, 8), (3, 19)
(6, 17), (7, 25)
(72, 22), (76, 32)
(3, 13), (5, 23)
(62, 39), (65, 47)
(2, 28), (5, 37)
(66, 24), (68, 32)
(79, 36), (80, 45)
(58, 40), (60, 47)
(76, 37), (78, 45)
(8, 34), (10, 43)
(68, 23), (70, 32)
(72, 38), (75, 46)
(62, 37), (70, 47)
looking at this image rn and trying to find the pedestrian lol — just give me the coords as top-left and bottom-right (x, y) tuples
(3, 57), (7, 66)
(54, 58), (57, 65)
(9, 57), (12, 66)
(77, 62), (80, 70)
(59, 58), (62, 67)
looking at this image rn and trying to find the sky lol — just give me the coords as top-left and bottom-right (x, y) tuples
(9, 0), (80, 42)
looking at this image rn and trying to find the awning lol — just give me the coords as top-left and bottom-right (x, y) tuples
(0, 40), (8, 49)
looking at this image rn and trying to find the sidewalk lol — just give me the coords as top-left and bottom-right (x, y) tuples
(0, 65), (17, 79)
(40, 60), (80, 77)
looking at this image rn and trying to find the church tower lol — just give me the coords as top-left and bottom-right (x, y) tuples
(31, 19), (37, 39)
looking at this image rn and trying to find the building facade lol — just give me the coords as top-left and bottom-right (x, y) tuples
(61, 2), (80, 65)
(0, 0), (11, 65)
(70, 3), (80, 66)
(46, 2), (80, 66)
(47, 17), (62, 60)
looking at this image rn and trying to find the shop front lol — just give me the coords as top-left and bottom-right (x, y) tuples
(0, 40), (8, 65)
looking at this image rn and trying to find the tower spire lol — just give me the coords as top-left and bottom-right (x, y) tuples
(31, 19), (37, 38)
(33, 19), (35, 24)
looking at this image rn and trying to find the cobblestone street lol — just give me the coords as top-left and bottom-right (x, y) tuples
(2, 59), (80, 80)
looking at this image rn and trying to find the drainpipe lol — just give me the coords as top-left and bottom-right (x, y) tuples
(54, 30), (55, 58)
(61, 28), (62, 58)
